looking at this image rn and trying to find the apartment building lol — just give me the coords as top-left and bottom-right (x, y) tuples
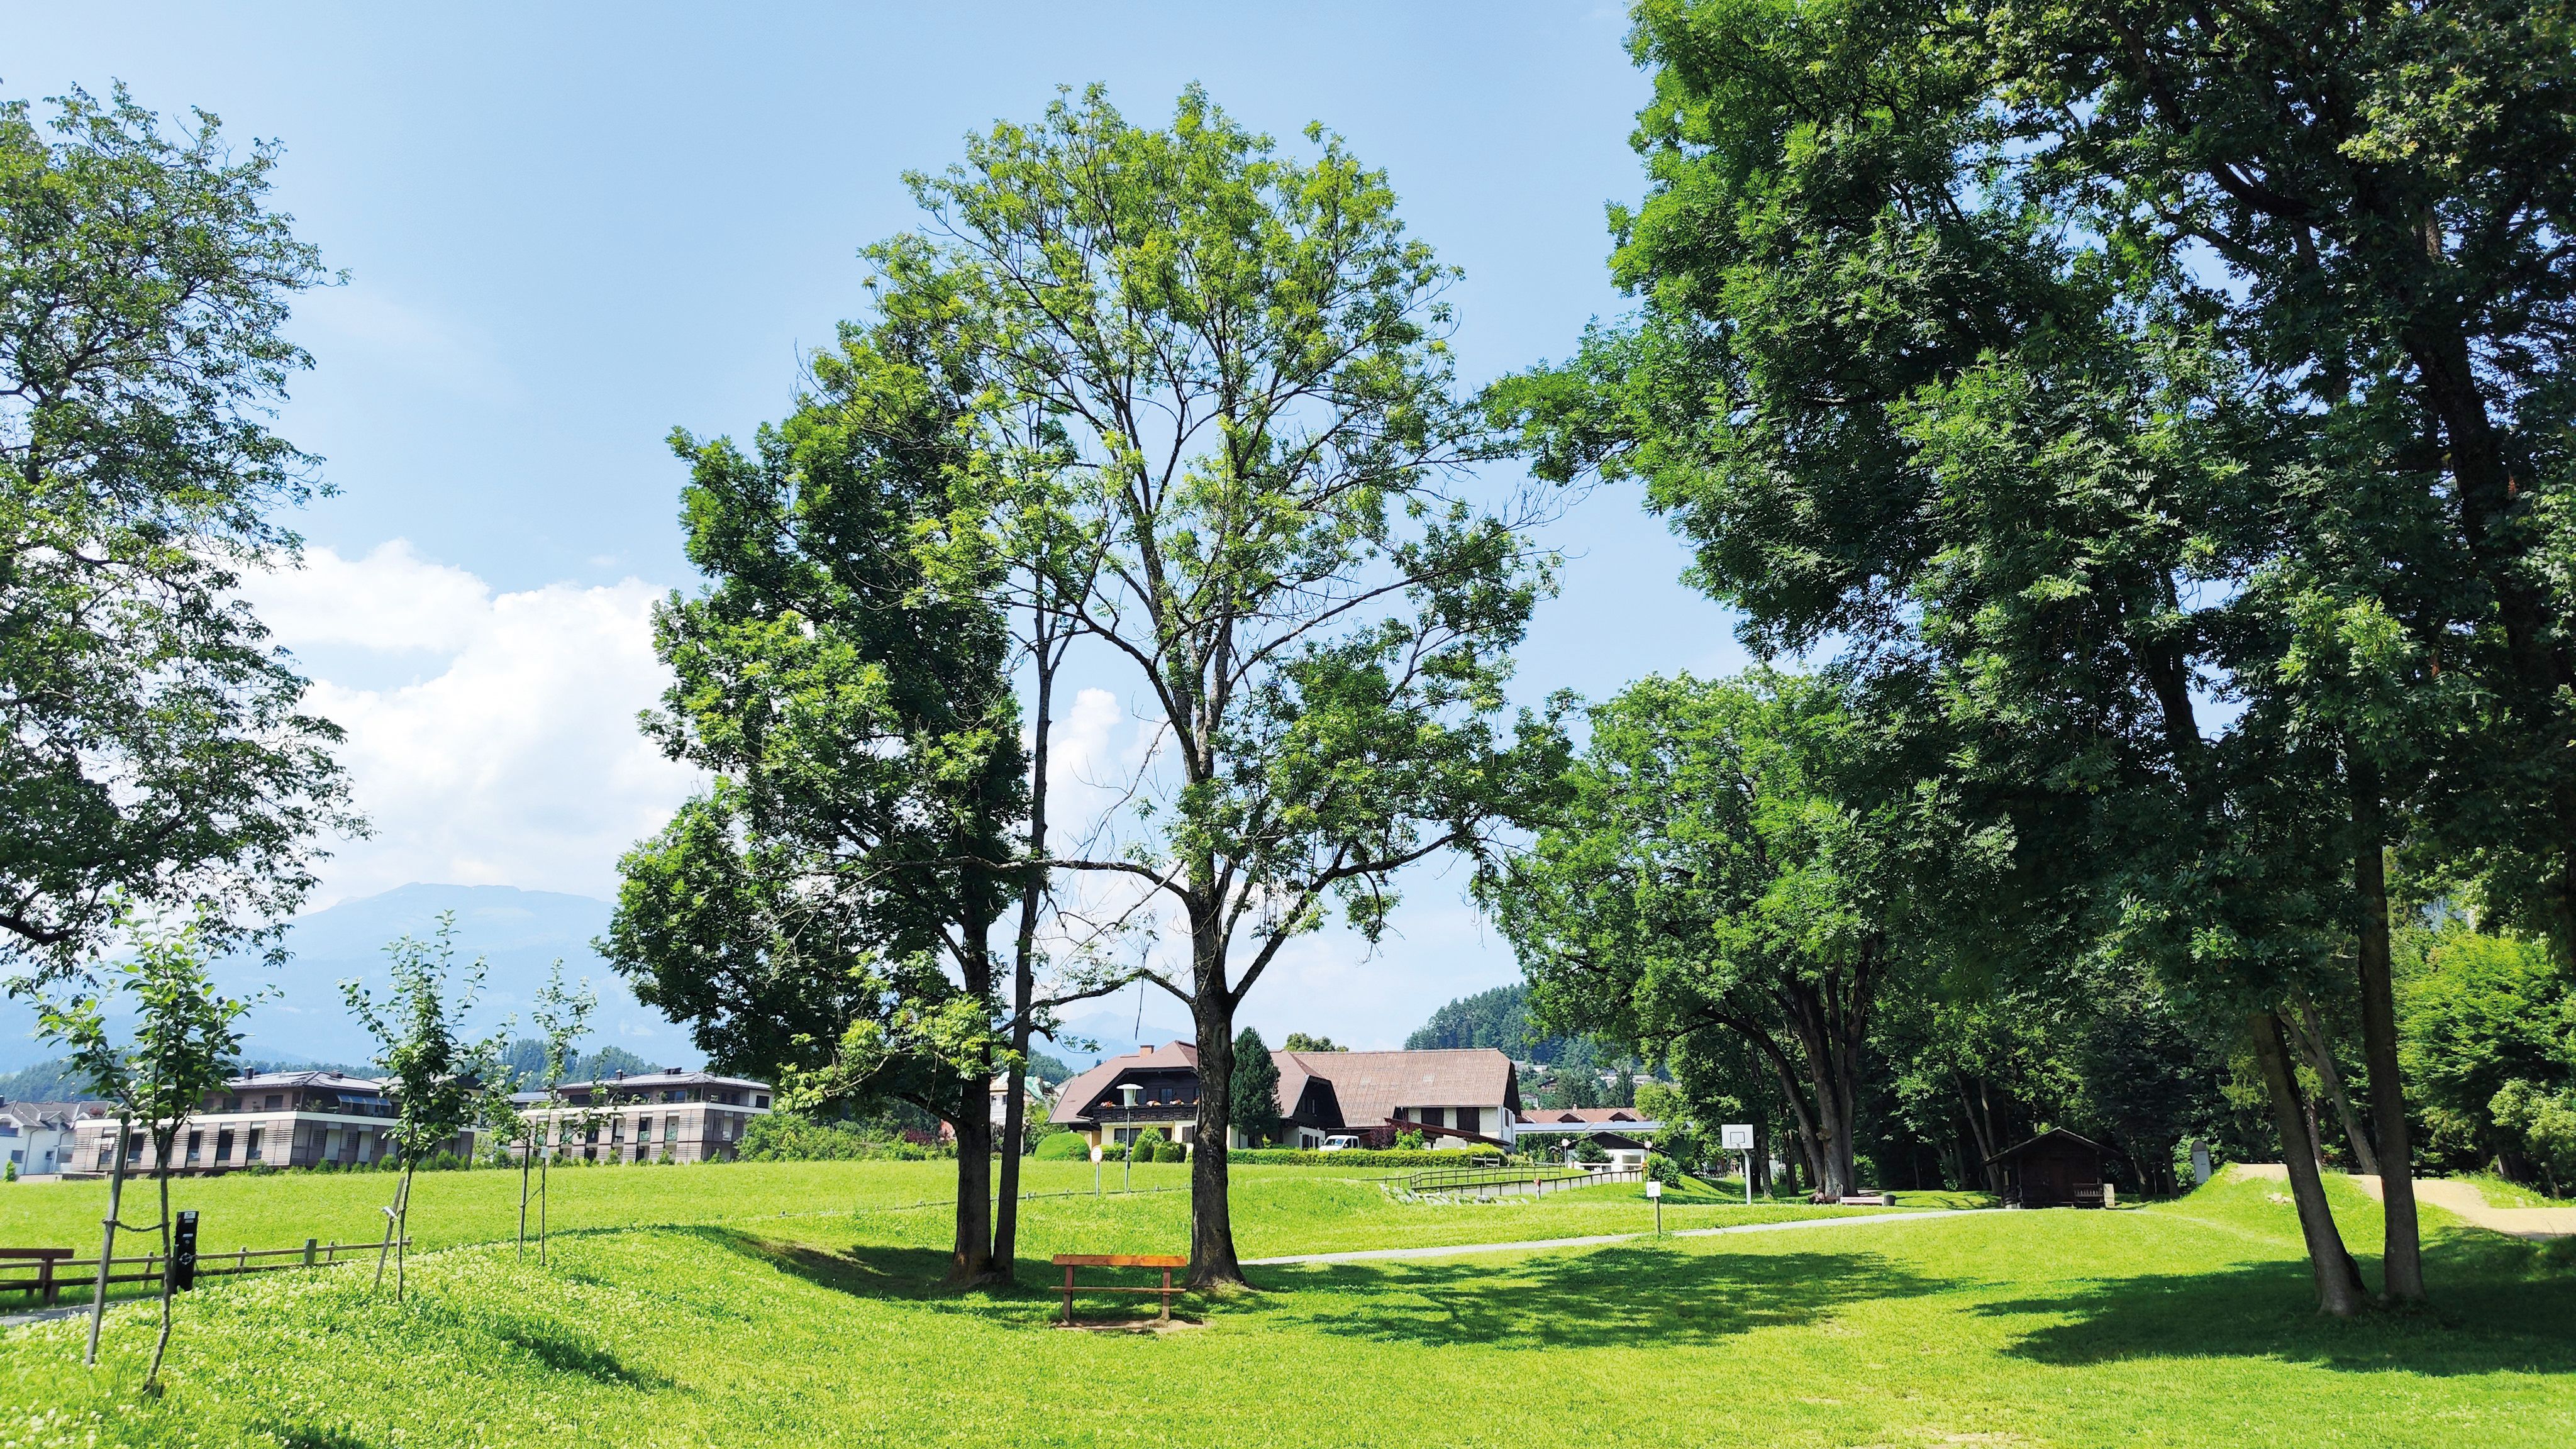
(506, 1069), (772, 1164)
(63, 1070), (475, 1177)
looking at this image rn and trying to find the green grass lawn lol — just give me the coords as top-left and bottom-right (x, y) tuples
(1, 1167), (2568, 1448)
(0, 1160), (1909, 1274)
(2458, 1172), (2574, 1209)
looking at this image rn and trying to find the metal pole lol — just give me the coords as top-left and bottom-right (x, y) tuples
(1744, 1150), (1753, 1206)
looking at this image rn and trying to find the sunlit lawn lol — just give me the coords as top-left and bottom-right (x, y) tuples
(1, 1167), (2568, 1448)
(0, 1159), (1905, 1274)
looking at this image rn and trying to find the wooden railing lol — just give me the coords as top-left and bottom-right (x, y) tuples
(1399, 1163), (1643, 1197)
(0, 1237), (409, 1306)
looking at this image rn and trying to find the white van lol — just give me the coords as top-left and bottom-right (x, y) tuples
(1319, 1135), (1362, 1152)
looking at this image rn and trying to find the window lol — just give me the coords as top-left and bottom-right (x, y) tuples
(96, 1146), (113, 1170)
(754, 1095), (770, 1109)
(636, 1116), (651, 1144)
(245, 1128), (264, 1162)
(186, 1131), (203, 1163)
(216, 1129), (235, 1162)
(226, 1096), (242, 1113)
(126, 1133), (143, 1165)
(263, 1094), (283, 1110)
(663, 1118), (677, 1142)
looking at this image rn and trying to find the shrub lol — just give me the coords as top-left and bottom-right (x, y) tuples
(1159, 1138), (1189, 1162)
(1394, 1128), (1426, 1151)
(1226, 1147), (1497, 1167)
(1128, 1128), (1166, 1162)
(1645, 1153), (1684, 1187)
(1035, 1131), (1092, 1160)
(1573, 1140), (1608, 1164)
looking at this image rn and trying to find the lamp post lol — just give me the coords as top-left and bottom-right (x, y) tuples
(1118, 1084), (1141, 1192)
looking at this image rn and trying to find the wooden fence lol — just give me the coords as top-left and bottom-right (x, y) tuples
(1399, 1163), (1645, 1198)
(0, 1238), (411, 1306)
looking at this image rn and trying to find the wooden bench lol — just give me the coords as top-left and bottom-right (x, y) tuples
(1051, 1253), (1189, 1325)
(0, 1249), (74, 1305)
(1814, 1191), (1896, 1207)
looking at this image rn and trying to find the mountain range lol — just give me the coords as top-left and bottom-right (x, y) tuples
(0, 884), (699, 1074)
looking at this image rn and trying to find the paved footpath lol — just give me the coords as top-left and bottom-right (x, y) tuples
(1244, 1208), (1992, 1267)
(2228, 1164), (2576, 1240)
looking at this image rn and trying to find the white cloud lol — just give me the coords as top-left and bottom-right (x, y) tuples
(243, 543), (699, 906)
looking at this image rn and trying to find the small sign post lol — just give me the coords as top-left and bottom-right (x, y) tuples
(1645, 1177), (1663, 1235)
(1091, 1143), (1104, 1196)
(1721, 1124), (1756, 1205)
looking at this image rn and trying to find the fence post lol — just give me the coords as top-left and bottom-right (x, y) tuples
(303, 1238), (318, 1268)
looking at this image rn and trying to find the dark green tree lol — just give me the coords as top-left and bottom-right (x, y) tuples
(1493, 0), (2530, 1312)
(1229, 1027), (1283, 1146)
(1492, 670), (1982, 1197)
(606, 295), (1032, 1285)
(0, 86), (354, 982)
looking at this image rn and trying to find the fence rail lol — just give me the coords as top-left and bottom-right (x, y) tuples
(1399, 1163), (1644, 1197)
(0, 1238), (411, 1306)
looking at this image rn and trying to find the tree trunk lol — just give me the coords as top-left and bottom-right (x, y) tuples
(2250, 1010), (2368, 1316)
(1186, 996), (1246, 1290)
(992, 617), (1057, 1284)
(2348, 758), (2423, 1302)
(86, 1118), (130, 1366)
(2291, 1001), (2379, 1176)
(948, 1077), (997, 1286)
(1958, 1074), (2002, 1194)
(395, 1165), (414, 1303)
(517, 1133), (533, 1262)
(145, 1156), (174, 1394)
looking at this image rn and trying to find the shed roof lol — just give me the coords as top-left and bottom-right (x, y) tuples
(1983, 1127), (2106, 1166)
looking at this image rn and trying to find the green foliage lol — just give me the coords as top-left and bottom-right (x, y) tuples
(1645, 1153), (1684, 1188)
(875, 87), (1567, 1240)
(1392, 1128), (1426, 1152)
(493, 1040), (656, 1091)
(0, 84), (356, 982)
(1230, 1028), (1284, 1146)
(1492, 670), (1981, 1198)
(1034, 1131), (1091, 1161)
(2401, 928), (2576, 1176)
(1404, 983), (1593, 1067)
(1280, 1035), (1345, 1054)
(36, 918), (255, 1150)
(1224, 1148), (1495, 1168)
(737, 1113), (935, 1163)
(0, 1057), (109, 1102)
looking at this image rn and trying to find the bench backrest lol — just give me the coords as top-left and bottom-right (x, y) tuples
(1052, 1253), (1188, 1269)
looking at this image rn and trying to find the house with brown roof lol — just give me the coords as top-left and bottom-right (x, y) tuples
(1048, 1042), (1524, 1151)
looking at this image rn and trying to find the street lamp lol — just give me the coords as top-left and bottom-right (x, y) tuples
(1118, 1084), (1142, 1192)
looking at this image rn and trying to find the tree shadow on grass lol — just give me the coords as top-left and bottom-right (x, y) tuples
(1267, 1245), (1964, 1351)
(1980, 1233), (2576, 1375)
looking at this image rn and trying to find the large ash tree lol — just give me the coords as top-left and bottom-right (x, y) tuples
(887, 86), (1562, 1289)
(1492, 670), (1983, 1199)
(1492, 0), (2567, 1312)
(1, 86), (353, 983)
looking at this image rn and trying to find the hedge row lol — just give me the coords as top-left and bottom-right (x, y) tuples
(1226, 1148), (1505, 1167)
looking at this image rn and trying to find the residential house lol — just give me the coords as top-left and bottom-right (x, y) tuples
(507, 1069), (772, 1164)
(1048, 1043), (1524, 1151)
(1, 1100), (106, 1176)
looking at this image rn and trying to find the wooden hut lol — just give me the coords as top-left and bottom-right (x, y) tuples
(1985, 1128), (2109, 1208)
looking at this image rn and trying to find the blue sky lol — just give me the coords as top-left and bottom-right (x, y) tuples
(5, 3), (1748, 1048)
